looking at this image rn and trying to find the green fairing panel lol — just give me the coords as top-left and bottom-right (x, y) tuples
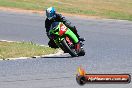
(65, 28), (79, 43)
(49, 22), (78, 44)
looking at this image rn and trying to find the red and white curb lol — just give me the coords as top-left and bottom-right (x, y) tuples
(0, 40), (64, 60)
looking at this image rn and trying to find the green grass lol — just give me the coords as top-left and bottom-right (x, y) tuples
(0, 0), (132, 20)
(0, 41), (57, 60)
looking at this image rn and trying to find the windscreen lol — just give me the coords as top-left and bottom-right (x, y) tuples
(50, 22), (59, 30)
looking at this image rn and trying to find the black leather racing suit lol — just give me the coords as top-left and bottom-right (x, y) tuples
(45, 13), (80, 48)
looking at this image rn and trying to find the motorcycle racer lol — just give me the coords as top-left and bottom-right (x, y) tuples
(45, 7), (84, 48)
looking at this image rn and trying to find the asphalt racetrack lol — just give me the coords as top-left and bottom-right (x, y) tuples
(0, 11), (132, 88)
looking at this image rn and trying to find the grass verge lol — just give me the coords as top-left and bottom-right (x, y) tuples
(0, 0), (132, 20)
(0, 41), (57, 60)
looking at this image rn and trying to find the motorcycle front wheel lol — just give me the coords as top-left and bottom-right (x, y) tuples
(60, 38), (78, 57)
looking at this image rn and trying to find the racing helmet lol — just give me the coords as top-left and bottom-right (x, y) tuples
(46, 7), (56, 20)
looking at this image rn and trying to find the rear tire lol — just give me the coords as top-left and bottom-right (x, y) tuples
(77, 42), (85, 56)
(77, 49), (85, 56)
(61, 39), (78, 57)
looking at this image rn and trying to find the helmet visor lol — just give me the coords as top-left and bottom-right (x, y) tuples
(46, 11), (54, 20)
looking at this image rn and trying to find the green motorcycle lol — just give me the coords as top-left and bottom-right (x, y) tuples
(49, 22), (85, 57)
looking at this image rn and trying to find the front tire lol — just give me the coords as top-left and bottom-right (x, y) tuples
(61, 39), (78, 57)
